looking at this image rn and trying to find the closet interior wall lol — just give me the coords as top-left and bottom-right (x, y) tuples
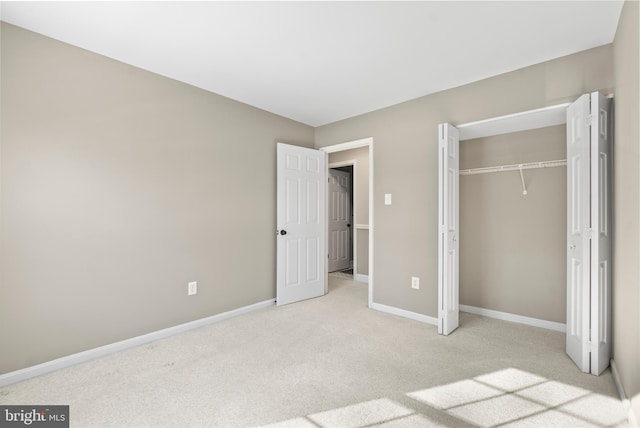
(459, 125), (567, 324)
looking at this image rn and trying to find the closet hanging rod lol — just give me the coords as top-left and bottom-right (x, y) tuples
(459, 159), (567, 176)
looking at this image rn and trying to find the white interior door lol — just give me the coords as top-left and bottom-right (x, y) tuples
(276, 143), (326, 306)
(438, 123), (459, 335)
(328, 169), (351, 272)
(566, 94), (591, 372)
(590, 92), (612, 375)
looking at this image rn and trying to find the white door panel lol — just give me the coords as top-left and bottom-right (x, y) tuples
(328, 169), (351, 272)
(566, 94), (591, 373)
(438, 123), (459, 335)
(565, 92), (612, 375)
(277, 143), (326, 306)
(590, 92), (612, 375)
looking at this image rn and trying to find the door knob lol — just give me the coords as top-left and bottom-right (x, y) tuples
(347, 224), (351, 227)
(280, 230), (287, 236)
(569, 244), (576, 250)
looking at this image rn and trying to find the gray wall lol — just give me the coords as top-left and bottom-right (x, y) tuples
(315, 45), (613, 316)
(0, 23), (314, 374)
(460, 126), (566, 323)
(612, 1), (640, 401)
(329, 147), (369, 276)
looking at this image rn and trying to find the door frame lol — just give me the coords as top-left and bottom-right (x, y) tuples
(320, 137), (374, 308)
(329, 162), (355, 273)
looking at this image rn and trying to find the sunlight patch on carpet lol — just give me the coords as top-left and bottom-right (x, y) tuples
(407, 379), (502, 409)
(264, 368), (627, 428)
(262, 398), (448, 428)
(308, 398), (412, 427)
(407, 368), (627, 428)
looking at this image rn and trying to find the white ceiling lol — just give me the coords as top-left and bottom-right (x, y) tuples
(0, 1), (624, 127)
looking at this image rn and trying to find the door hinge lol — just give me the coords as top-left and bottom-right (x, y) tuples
(586, 114), (594, 126)
(585, 228), (594, 239)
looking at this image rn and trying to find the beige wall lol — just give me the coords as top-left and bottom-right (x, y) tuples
(355, 230), (369, 277)
(460, 126), (566, 323)
(612, 1), (640, 400)
(0, 23), (314, 374)
(315, 45), (613, 316)
(2, 6), (636, 390)
(329, 147), (369, 275)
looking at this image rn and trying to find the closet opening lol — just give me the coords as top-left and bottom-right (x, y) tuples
(459, 125), (568, 331)
(438, 93), (612, 375)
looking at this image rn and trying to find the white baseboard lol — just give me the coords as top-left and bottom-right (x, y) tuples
(459, 304), (566, 333)
(611, 359), (637, 427)
(611, 359), (628, 400)
(354, 274), (368, 284)
(371, 302), (438, 326)
(0, 298), (276, 388)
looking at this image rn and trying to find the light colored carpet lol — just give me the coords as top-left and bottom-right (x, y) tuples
(0, 277), (628, 427)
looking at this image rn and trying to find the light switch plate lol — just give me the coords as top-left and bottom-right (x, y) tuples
(385, 194), (392, 205)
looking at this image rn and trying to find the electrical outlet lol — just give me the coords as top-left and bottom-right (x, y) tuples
(188, 281), (197, 296)
(411, 276), (420, 289)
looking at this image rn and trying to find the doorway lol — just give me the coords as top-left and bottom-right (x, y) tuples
(321, 138), (373, 308)
(275, 138), (373, 308)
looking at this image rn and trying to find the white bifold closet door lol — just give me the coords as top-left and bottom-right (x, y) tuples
(438, 123), (459, 335)
(590, 92), (612, 376)
(566, 94), (592, 372)
(566, 92), (612, 375)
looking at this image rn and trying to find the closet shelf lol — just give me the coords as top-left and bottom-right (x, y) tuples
(459, 159), (567, 176)
(457, 103), (571, 140)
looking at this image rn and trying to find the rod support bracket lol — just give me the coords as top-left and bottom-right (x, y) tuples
(519, 165), (528, 195)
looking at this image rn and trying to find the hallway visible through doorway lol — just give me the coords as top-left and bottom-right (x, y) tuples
(328, 165), (353, 274)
